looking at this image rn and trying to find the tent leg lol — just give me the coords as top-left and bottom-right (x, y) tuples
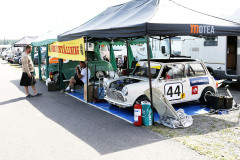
(86, 37), (89, 102)
(169, 37), (172, 58)
(38, 46), (42, 80)
(46, 45), (49, 79)
(59, 59), (64, 90)
(126, 41), (129, 76)
(146, 35), (154, 125)
(31, 46), (35, 76)
(110, 44), (117, 72)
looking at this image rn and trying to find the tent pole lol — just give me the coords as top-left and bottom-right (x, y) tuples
(58, 59), (64, 90)
(46, 45), (49, 79)
(126, 41), (129, 76)
(31, 46), (35, 76)
(169, 37), (172, 58)
(110, 44), (117, 72)
(38, 46), (42, 80)
(86, 37), (89, 103)
(31, 46), (34, 62)
(146, 35), (154, 125)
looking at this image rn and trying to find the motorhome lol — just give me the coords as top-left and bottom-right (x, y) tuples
(179, 36), (240, 81)
(117, 37), (176, 60)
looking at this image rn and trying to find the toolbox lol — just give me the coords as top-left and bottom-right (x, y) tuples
(206, 95), (225, 110)
(224, 96), (233, 109)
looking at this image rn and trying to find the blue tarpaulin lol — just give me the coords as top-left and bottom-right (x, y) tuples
(67, 90), (210, 124)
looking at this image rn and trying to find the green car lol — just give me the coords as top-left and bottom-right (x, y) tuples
(41, 51), (114, 81)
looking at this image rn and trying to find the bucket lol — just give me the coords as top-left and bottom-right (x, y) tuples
(141, 101), (153, 126)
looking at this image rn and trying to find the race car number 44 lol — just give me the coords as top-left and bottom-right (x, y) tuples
(165, 83), (183, 101)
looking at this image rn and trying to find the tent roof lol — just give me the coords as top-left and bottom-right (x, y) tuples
(14, 36), (38, 47)
(58, 0), (240, 42)
(32, 23), (78, 46)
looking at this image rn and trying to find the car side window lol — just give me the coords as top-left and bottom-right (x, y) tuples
(101, 45), (107, 51)
(185, 63), (206, 77)
(160, 64), (185, 80)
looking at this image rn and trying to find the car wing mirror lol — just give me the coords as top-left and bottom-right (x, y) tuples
(159, 77), (164, 81)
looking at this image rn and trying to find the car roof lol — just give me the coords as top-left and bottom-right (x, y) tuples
(140, 58), (200, 63)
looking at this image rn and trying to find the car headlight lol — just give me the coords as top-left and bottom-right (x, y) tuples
(122, 86), (128, 96)
(103, 81), (108, 89)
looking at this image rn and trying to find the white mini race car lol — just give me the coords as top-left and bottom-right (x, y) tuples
(103, 58), (218, 108)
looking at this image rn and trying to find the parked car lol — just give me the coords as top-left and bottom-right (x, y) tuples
(104, 58), (218, 108)
(1, 48), (11, 60)
(3, 48), (14, 63)
(34, 52), (46, 65)
(41, 51), (114, 81)
(13, 55), (21, 64)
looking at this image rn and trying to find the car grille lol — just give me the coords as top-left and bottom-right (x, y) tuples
(106, 89), (124, 102)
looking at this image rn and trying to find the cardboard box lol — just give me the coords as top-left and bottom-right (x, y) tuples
(84, 85), (98, 102)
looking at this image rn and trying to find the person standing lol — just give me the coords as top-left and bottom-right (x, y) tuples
(20, 45), (42, 98)
(16, 48), (21, 56)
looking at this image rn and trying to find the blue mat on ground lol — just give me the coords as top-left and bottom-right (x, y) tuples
(67, 90), (210, 124)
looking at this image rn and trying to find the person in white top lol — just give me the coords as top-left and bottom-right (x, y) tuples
(65, 61), (91, 92)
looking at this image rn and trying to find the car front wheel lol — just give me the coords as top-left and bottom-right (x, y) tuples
(134, 95), (150, 106)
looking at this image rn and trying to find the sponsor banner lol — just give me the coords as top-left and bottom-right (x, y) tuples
(189, 77), (209, 86)
(190, 25), (215, 34)
(49, 38), (85, 61)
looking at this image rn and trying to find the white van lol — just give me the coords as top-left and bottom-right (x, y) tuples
(179, 36), (240, 81)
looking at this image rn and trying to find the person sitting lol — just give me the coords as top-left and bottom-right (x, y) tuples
(65, 61), (91, 92)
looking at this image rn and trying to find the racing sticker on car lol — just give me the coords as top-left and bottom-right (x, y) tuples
(192, 86), (198, 95)
(189, 77), (209, 86)
(181, 93), (186, 99)
(164, 83), (183, 101)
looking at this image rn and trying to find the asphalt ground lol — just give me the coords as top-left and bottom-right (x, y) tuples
(0, 59), (208, 160)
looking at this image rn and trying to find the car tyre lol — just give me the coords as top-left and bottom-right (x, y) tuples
(134, 95), (150, 105)
(199, 87), (215, 104)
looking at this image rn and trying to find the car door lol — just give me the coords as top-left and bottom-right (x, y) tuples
(157, 63), (189, 103)
(185, 63), (209, 101)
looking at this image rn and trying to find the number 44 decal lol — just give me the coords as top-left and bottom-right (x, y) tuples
(165, 83), (183, 101)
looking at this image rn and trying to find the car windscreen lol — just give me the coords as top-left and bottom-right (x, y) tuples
(88, 54), (98, 61)
(132, 66), (160, 79)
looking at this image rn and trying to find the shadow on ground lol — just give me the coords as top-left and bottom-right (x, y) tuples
(10, 79), (164, 155)
(0, 97), (26, 106)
